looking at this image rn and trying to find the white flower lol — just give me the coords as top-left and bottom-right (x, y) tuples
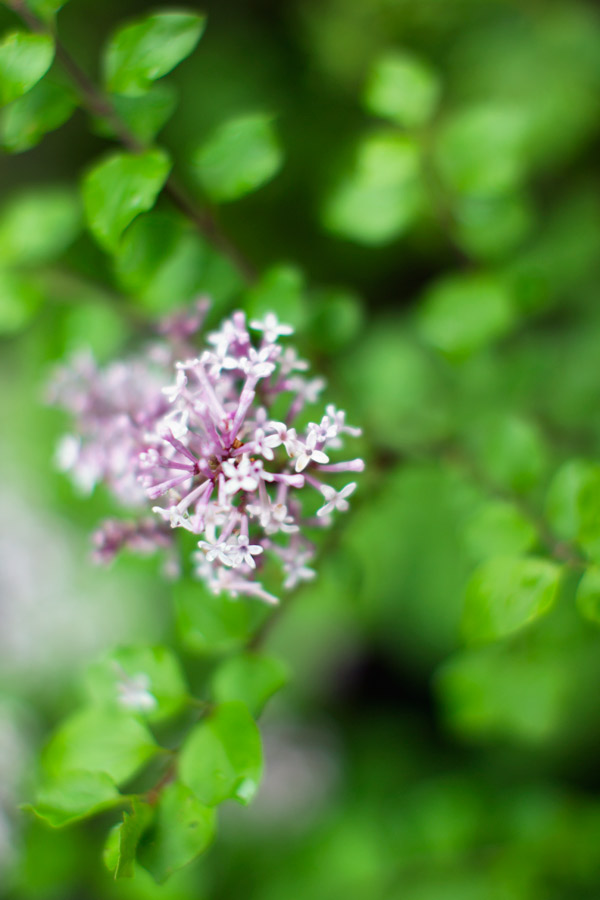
(116, 670), (158, 713)
(294, 431), (330, 472)
(250, 312), (294, 343)
(265, 422), (301, 457)
(288, 376), (325, 404)
(282, 551), (316, 590)
(279, 346), (309, 376)
(162, 368), (187, 403)
(233, 534), (264, 568)
(316, 482), (357, 517)
(241, 346), (277, 379)
(222, 455), (263, 494)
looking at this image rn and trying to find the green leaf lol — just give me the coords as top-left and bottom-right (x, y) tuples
(545, 459), (600, 560)
(576, 566), (600, 625)
(27, 771), (122, 828)
(82, 148), (171, 251)
(97, 83), (177, 144)
(0, 79), (75, 152)
(0, 187), (82, 266)
(0, 31), (54, 106)
(323, 131), (423, 244)
(104, 11), (205, 96)
(418, 273), (515, 357)
(191, 112), (283, 202)
(175, 580), (266, 656)
(363, 50), (441, 128)
(84, 645), (188, 724)
(25, 0), (68, 22)
(468, 414), (548, 495)
(453, 193), (534, 262)
(179, 701), (262, 807)
(464, 501), (537, 562)
(42, 707), (158, 786)
(245, 264), (307, 332)
(0, 268), (42, 334)
(435, 104), (529, 196)
(212, 652), (289, 717)
(462, 556), (562, 645)
(109, 798), (154, 879)
(308, 288), (364, 352)
(139, 782), (216, 883)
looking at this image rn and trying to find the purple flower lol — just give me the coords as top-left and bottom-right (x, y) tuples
(51, 305), (364, 604)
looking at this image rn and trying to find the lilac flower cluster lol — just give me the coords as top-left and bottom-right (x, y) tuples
(51, 303), (364, 604)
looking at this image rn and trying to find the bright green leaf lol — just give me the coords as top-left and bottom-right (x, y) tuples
(418, 273), (515, 357)
(192, 112), (283, 202)
(111, 798), (154, 879)
(324, 131), (424, 244)
(212, 652), (289, 717)
(0, 31), (54, 106)
(139, 782), (216, 883)
(84, 645), (188, 724)
(42, 707), (158, 786)
(82, 148), (171, 251)
(0, 268), (42, 334)
(175, 581), (266, 656)
(104, 11), (206, 96)
(545, 459), (600, 560)
(462, 556), (562, 645)
(0, 187), (81, 266)
(464, 501), (537, 562)
(363, 50), (441, 128)
(97, 83), (177, 144)
(0, 79), (75, 152)
(179, 701), (262, 807)
(27, 771), (121, 828)
(576, 566), (600, 625)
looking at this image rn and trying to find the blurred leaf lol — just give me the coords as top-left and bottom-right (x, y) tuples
(42, 707), (158, 785)
(25, 0), (68, 21)
(308, 288), (364, 352)
(324, 131), (423, 244)
(175, 580), (265, 656)
(0, 187), (81, 266)
(108, 798), (154, 879)
(464, 501), (537, 562)
(453, 193), (534, 261)
(0, 268), (42, 334)
(363, 50), (441, 128)
(545, 459), (600, 561)
(462, 556), (562, 645)
(104, 11), (206, 96)
(84, 645), (188, 724)
(28, 771), (121, 828)
(0, 79), (75, 152)
(138, 781), (216, 883)
(191, 112), (283, 202)
(418, 273), (515, 357)
(179, 701), (262, 807)
(98, 83), (178, 144)
(211, 652), (289, 717)
(82, 148), (171, 251)
(62, 302), (129, 360)
(467, 413), (549, 494)
(435, 104), (529, 196)
(576, 566), (600, 625)
(0, 31), (54, 106)
(246, 264), (307, 332)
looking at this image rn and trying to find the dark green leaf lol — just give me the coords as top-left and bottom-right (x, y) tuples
(576, 566), (600, 625)
(139, 782), (216, 883)
(27, 771), (122, 828)
(0, 31), (54, 106)
(25, 0), (68, 22)
(179, 701), (262, 807)
(104, 12), (206, 96)
(464, 501), (537, 562)
(96, 83), (177, 144)
(245, 264), (307, 332)
(0, 187), (82, 266)
(462, 556), (562, 645)
(545, 459), (600, 560)
(212, 652), (289, 717)
(323, 132), (424, 244)
(308, 288), (364, 351)
(191, 113), (283, 202)
(418, 273), (515, 357)
(363, 50), (441, 128)
(84, 645), (188, 723)
(42, 707), (158, 786)
(82, 148), (171, 251)
(467, 414), (548, 494)
(0, 79), (75, 152)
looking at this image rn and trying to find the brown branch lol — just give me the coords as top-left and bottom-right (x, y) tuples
(3, 0), (256, 284)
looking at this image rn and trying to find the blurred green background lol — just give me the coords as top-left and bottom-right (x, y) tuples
(2, 0), (600, 897)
